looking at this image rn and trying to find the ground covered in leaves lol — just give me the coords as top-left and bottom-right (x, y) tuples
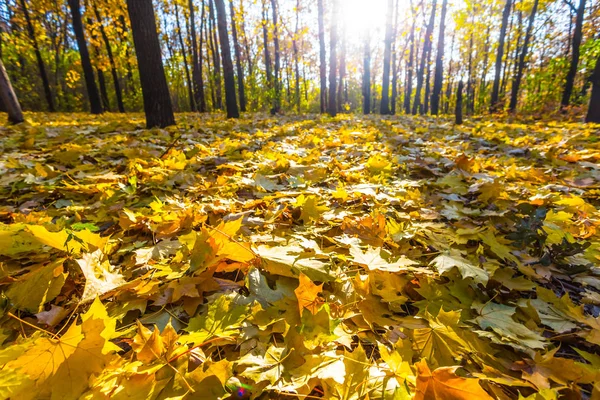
(1, 112), (600, 399)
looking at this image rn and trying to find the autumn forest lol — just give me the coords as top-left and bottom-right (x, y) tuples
(0, 0), (600, 399)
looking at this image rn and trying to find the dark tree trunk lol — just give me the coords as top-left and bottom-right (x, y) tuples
(431, 0), (448, 115)
(68, 0), (103, 114)
(209, 0), (222, 109)
(380, 0), (394, 114)
(317, 0), (327, 113)
(293, 0), (301, 112)
(190, 0), (207, 112)
(585, 54), (600, 123)
(175, 2), (195, 111)
(93, 2), (125, 113)
(412, 0), (437, 114)
(455, 80), (463, 125)
(20, 0), (55, 112)
(126, 0), (175, 128)
(229, 0), (246, 112)
(561, 0), (586, 109)
(509, 0), (539, 113)
(271, 0), (281, 112)
(261, 1), (273, 91)
(362, 32), (371, 115)
(214, 0), (239, 118)
(97, 68), (110, 111)
(327, 0), (338, 117)
(0, 59), (24, 123)
(491, 0), (513, 111)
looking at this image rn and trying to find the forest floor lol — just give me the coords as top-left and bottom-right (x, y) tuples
(0, 112), (600, 399)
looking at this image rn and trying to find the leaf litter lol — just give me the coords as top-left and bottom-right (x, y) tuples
(0, 112), (600, 399)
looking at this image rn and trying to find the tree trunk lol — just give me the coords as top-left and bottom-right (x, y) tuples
(97, 67), (110, 111)
(209, 0), (222, 109)
(380, 0), (394, 114)
(93, 2), (124, 112)
(68, 0), (103, 114)
(0, 58), (24, 123)
(412, 0), (437, 114)
(126, 0), (175, 128)
(327, 0), (338, 117)
(229, 0), (246, 112)
(509, 0), (539, 113)
(317, 0), (327, 113)
(362, 32), (371, 115)
(293, 0), (301, 112)
(190, 0), (207, 112)
(391, 0), (401, 115)
(491, 0), (513, 111)
(271, 0), (281, 112)
(175, 2), (195, 111)
(404, 2), (415, 114)
(455, 80), (463, 125)
(261, 1), (273, 92)
(467, 30), (474, 114)
(561, 0), (586, 109)
(585, 54), (600, 123)
(500, 4), (516, 98)
(337, 19), (346, 112)
(20, 0), (55, 112)
(431, 0), (448, 115)
(205, 19), (216, 108)
(214, 0), (239, 118)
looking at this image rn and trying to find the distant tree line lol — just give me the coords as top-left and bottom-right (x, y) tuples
(0, 0), (599, 126)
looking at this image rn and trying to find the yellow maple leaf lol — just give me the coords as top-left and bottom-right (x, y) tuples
(415, 359), (493, 400)
(294, 272), (323, 315)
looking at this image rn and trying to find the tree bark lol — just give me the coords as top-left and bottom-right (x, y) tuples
(391, 0), (401, 115)
(209, 0), (222, 109)
(327, 0), (338, 117)
(362, 32), (371, 115)
(271, 0), (281, 112)
(404, 1), (416, 114)
(0, 58), (24, 123)
(293, 0), (301, 112)
(337, 18), (346, 112)
(561, 0), (586, 109)
(380, 0), (394, 114)
(229, 0), (246, 112)
(93, 2), (125, 113)
(174, 2), (195, 111)
(585, 54), (600, 123)
(261, 1), (273, 92)
(214, 0), (239, 118)
(190, 0), (207, 112)
(509, 0), (539, 113)
(68, 0), (103, 114)
(491, 0), (513, 111)
(126, 0), (175, 128)
(412, 0), (437, 114)
(455, 80), (463, 125)
(20, 0), (55, 112)
(431, 0), (448, 115)
(317, 0), (327, 113)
